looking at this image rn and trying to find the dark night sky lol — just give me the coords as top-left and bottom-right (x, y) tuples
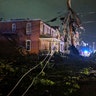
(0, 0), (96, 46)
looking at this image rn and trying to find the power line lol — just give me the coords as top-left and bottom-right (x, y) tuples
(7, 51), (52, 96)
(82, 20), (96, 24)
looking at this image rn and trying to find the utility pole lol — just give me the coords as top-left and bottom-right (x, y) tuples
(93, 42), (95, 53)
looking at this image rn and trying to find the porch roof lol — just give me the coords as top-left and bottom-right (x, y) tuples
(39, 38), (60, 42)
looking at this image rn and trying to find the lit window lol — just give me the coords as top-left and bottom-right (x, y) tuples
(47, 27), (50, 34)
(12, 23), (16, 32)
(43, 24), (47, 34)
(26, 22), (32, 34)
(26, 40), (31, 51)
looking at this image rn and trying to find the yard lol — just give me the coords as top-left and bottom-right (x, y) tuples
(0, 54), (96, 96)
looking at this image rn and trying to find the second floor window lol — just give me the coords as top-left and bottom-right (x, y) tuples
(43, 24), (47, 34)
(12, 23), (16, 32)
(26, 22), (32, 35)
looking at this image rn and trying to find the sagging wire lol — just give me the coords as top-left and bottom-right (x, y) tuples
(7, 51), (51, 96)
(83, 20), (96, 24)
(21, 51), (55, 96)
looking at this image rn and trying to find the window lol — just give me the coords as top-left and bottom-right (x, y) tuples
(12, 23), (16, 32)
(26, 22), (32, 34)
(40, 22), (43, 35)
(47, 27), (50, 34)
(26, 40), (31, 51)
(43, 24), (47, 34)
(61, 44), (64, 51)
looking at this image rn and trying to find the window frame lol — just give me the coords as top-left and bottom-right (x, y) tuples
(26, 40), (31, 51)
(12, 23), (16, 32)
(26, 22), (32, 35)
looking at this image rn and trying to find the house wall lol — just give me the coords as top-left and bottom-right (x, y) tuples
(39, 40), (50, 51)
(39, 22), (61, 54)
(0, 19), (61, 56)
(0, 34), (19, 56)
(0, 20), (41, 56)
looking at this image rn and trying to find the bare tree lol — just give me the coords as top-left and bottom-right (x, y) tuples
(61, 0), (81, 53)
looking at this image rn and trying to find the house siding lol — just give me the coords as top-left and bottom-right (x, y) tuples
(0, 20), (41, 56)
(0, 19), (61, 56)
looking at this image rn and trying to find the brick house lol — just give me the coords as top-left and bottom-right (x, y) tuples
(0, 19), (60, 56)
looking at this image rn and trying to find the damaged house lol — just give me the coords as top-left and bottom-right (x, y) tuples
(0, 19), (60, 56)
